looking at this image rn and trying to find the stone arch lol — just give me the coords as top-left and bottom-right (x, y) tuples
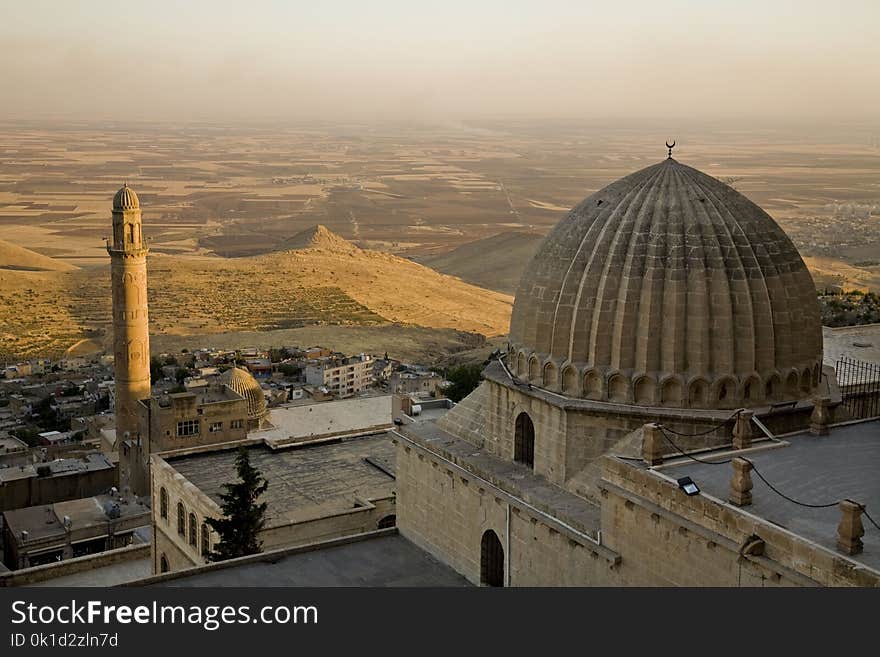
(799, 368), (812, 393)
(714, 377), (738, 408)
(514, 412), (535, 469)
(480, 530), (504, 587)
(160, 554), (169, 573)
(633, 376), (655, 405)
(688, 378), (710, 408)
(562, 366), (579, 395)
(516, 352), (527, 377)
(660, 376), (683, 407)
(742, 375), (761, 404)
(765, 373), (781, 401)
(608, 373), (629, 403)
(543, 361), (558, 389)
(785, 370), (800, 397)
(200, 522), (210, 556)
(528, 356), (541, 383)
(159, 487), (168, 521)
(188, 512), (197, 547)
(812, 363), (821, 387)
(583, 369), (602, 399)
(377, 514), (396, 529)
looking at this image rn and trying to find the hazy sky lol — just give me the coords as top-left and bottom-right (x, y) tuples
(2, 0), (878, 123)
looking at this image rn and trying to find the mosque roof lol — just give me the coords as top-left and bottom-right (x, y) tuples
(508, 157), (823, 409)
(112, 183), (139, 211)
(219, 367), (268, 422)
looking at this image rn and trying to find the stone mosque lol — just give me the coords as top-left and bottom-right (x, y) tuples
(107, 153), (877, 587)
(393, 154), (876, 587)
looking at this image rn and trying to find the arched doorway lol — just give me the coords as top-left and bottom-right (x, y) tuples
(514, 412), (535, 468)
(377, 514), (396, 529)
(160, 554), (169, 573)
(480, 530), (504, 587)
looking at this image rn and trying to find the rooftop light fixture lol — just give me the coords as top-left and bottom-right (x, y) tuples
(677, 476), (700, 496)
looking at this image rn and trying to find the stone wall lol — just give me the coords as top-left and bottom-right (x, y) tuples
(0, 543), (150, 587)
(477, 377), (737, 500)
(395, 438), (619, 586)
(395, 435), (878, 587)
(600, 457), (878, 587)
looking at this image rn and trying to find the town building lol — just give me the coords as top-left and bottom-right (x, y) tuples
(120, 379), (256, 496)
(305, 353), (374, 398)
(389, 369), (445, 397)
(149, 392), (395, 573)
(0, 453), (117, 514)
(392, 156), (879, 587)
(151, 434), (396, 574)
(2, 494), (150, 570)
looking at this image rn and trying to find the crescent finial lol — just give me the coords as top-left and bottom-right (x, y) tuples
(665, 140), (675, 158)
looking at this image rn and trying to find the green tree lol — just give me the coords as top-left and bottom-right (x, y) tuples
(150, 356), (164, 385)
(443, 364), (483, 402)
(206, 447), (269, 561)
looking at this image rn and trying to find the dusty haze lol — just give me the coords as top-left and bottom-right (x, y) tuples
(2, 0), (878, 123)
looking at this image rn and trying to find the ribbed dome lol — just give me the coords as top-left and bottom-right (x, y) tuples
(508, 158), (823, 409)
(112, 184), (139, 211)
(219, 367), (268, 425)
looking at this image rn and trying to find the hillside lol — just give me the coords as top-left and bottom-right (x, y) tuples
(421, 231), (546, 294)
(251, 227), (513, 336)
(0, 239), (78, 272)
(280, 224), (359, 252)
(2, 226), (513, 360)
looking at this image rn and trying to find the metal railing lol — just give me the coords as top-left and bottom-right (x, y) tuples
(836, 356), (880, 419)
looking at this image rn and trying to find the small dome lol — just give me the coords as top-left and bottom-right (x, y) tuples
(113, 184), (139, 211)
(219, 367), (268, 426)
(509, 158), (823, 409)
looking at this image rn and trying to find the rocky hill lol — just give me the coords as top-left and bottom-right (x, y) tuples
(421, 230), (546, 294)
(0, 228), (513, 360)
(0, 239), (78, 272)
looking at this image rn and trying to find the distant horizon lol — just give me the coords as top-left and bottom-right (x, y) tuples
(2, 1), (878, 124)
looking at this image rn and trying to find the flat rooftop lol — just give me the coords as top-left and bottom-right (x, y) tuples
(26, 558), (152, 587)
(823, 324), (880, 371)
(659, 419), (880, 572)
(166, 433), (396, 526)
(147, 533), (470, 587)
(255, 394), (392, 446)
(4, 495), (151, 543)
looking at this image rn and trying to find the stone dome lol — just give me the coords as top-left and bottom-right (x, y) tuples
(508, 158), (823, 409)
(112, 184), (139, 211)
(219, 367), (268, 426)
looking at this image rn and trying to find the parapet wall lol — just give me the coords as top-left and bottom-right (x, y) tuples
(0, 543), (150, 587)
(600, 456), (879, 587)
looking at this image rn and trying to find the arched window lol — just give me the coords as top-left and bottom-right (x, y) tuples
(160, 554), (169, 573)
(201, 523), (210, 557)
(177, 502), (186, 536)
(377, 515), (396, 529)
(189, 513), (197, 547)
(514, 412), (535, 469)
(480, 530), (504, 587)
(159, 487), (168, 521)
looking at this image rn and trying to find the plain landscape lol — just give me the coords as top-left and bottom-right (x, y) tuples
(1, 120), (878, 363)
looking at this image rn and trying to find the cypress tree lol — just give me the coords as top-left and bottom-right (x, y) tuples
(206, 446), (268, 561)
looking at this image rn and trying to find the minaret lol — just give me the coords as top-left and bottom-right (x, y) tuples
(108, 184), (151, 440)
